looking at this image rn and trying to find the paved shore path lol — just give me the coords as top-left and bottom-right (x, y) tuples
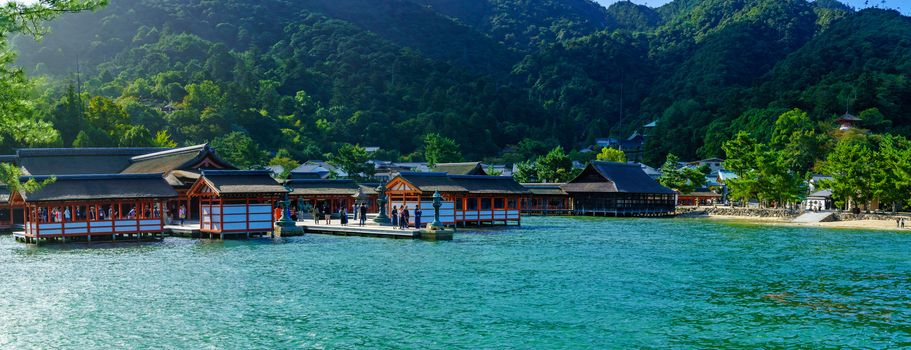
(791, 211), (835, 223)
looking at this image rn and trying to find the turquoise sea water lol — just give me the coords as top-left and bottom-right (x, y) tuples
(1, 217), (909, 349)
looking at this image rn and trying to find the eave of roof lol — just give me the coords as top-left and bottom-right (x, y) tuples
(17, 173), (178, 202)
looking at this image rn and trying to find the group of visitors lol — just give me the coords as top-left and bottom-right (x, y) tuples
(337, 203), (370, 227)
(169, 205), (187, 225)
(896, 217), (907, 229)
(36, 204), (165, 223)
(390, 205), (423, 229)
(309, 202), (370, 227)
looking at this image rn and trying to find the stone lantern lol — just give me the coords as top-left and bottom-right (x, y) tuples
(373, 181), (391, 224)
(431, 191), (443, 230)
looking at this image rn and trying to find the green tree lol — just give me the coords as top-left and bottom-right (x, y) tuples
(770, 109), (815, 147)
(47, 84), (85, 145)
(72, 126), (113, 147)
(269, 149), (300, 180)
(658, 153), (708, 194)
(118, 125), (154, 147)
(512, 160), (537, 183)
(535, 146), (574, 183)
(722, 132), (761, 205)
(84, 96), (128, 133)
(0, 0), (103, 151)
(820, 133), (879, 211)
(858, 108), (892, 133)
(153, 130), (177, 147)
(878, 134), (911, 212)
(210, 131), (269, 169)
(328, 143), (375, 180)
(596, 147), (626, 163)
(770, 109), (827, 176)
(424, 133), (462, 167)
(0, 163), (55, 195)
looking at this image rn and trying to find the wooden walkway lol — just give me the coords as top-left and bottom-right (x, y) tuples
(11, 221), (451, 243)
(295, 222), (423, 239)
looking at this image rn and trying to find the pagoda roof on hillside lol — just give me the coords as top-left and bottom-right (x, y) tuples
(836, 113), (862, 122)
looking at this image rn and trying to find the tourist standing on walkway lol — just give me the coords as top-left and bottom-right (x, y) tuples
(391, 206), (398, 229)
(179, 205), (186, 225)
(98, 207), (105, 221)
(340, 207), (348, 226)
(359, 203), (368, 227)
(324, 204), (332, 225)
(414, 206), (422, 229)
(64, 207), (71, 222)
(401, 206), (410, 229)
(128, 207), (137, 219)
(312, 205), (320, 224)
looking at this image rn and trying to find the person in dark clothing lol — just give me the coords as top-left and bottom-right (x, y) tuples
(414, 206), (423, 229)
(391, 206), (398, 229)
(324, 205), (332, 225)
(401, 206), (410, 229)
(359, 203), (368, 226)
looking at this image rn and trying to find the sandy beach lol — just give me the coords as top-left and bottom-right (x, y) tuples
(698, 214), (908, 231)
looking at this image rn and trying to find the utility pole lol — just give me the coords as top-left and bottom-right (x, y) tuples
(618, 69), (624, 151)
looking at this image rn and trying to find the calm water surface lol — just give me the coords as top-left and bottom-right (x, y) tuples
(1, 217), (909, 349)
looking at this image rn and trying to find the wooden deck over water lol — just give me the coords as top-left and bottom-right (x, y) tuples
(296, 222), (422, 239)
(10, 221), (453, 243)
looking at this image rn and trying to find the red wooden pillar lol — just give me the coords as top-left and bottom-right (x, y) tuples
(159, 200), (165, 231)
(134, 200), (140, 233)
(219, 198), (224, 234)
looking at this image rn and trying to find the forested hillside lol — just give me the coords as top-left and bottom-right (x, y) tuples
(8, 0), (911, 167)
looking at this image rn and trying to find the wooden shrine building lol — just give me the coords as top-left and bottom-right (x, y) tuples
(385, 172), (527, 227)
(187, 170), (287, 238)
(562, 161), (676, 216)
(285, 179), (360, 217)
(0, 185), (14, 229)
(520, 183), (573, 215)
(677, 191), (722, 206)
(11, 174), (178, 243)
(450, 175), (528, 225)
(119, 144), (236, 221)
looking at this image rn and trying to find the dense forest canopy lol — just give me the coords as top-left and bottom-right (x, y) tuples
(6, 0), (911, 167)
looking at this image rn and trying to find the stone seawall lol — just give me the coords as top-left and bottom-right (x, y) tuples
(834, 213), (910, 221)
(703, 207), (802, 219)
